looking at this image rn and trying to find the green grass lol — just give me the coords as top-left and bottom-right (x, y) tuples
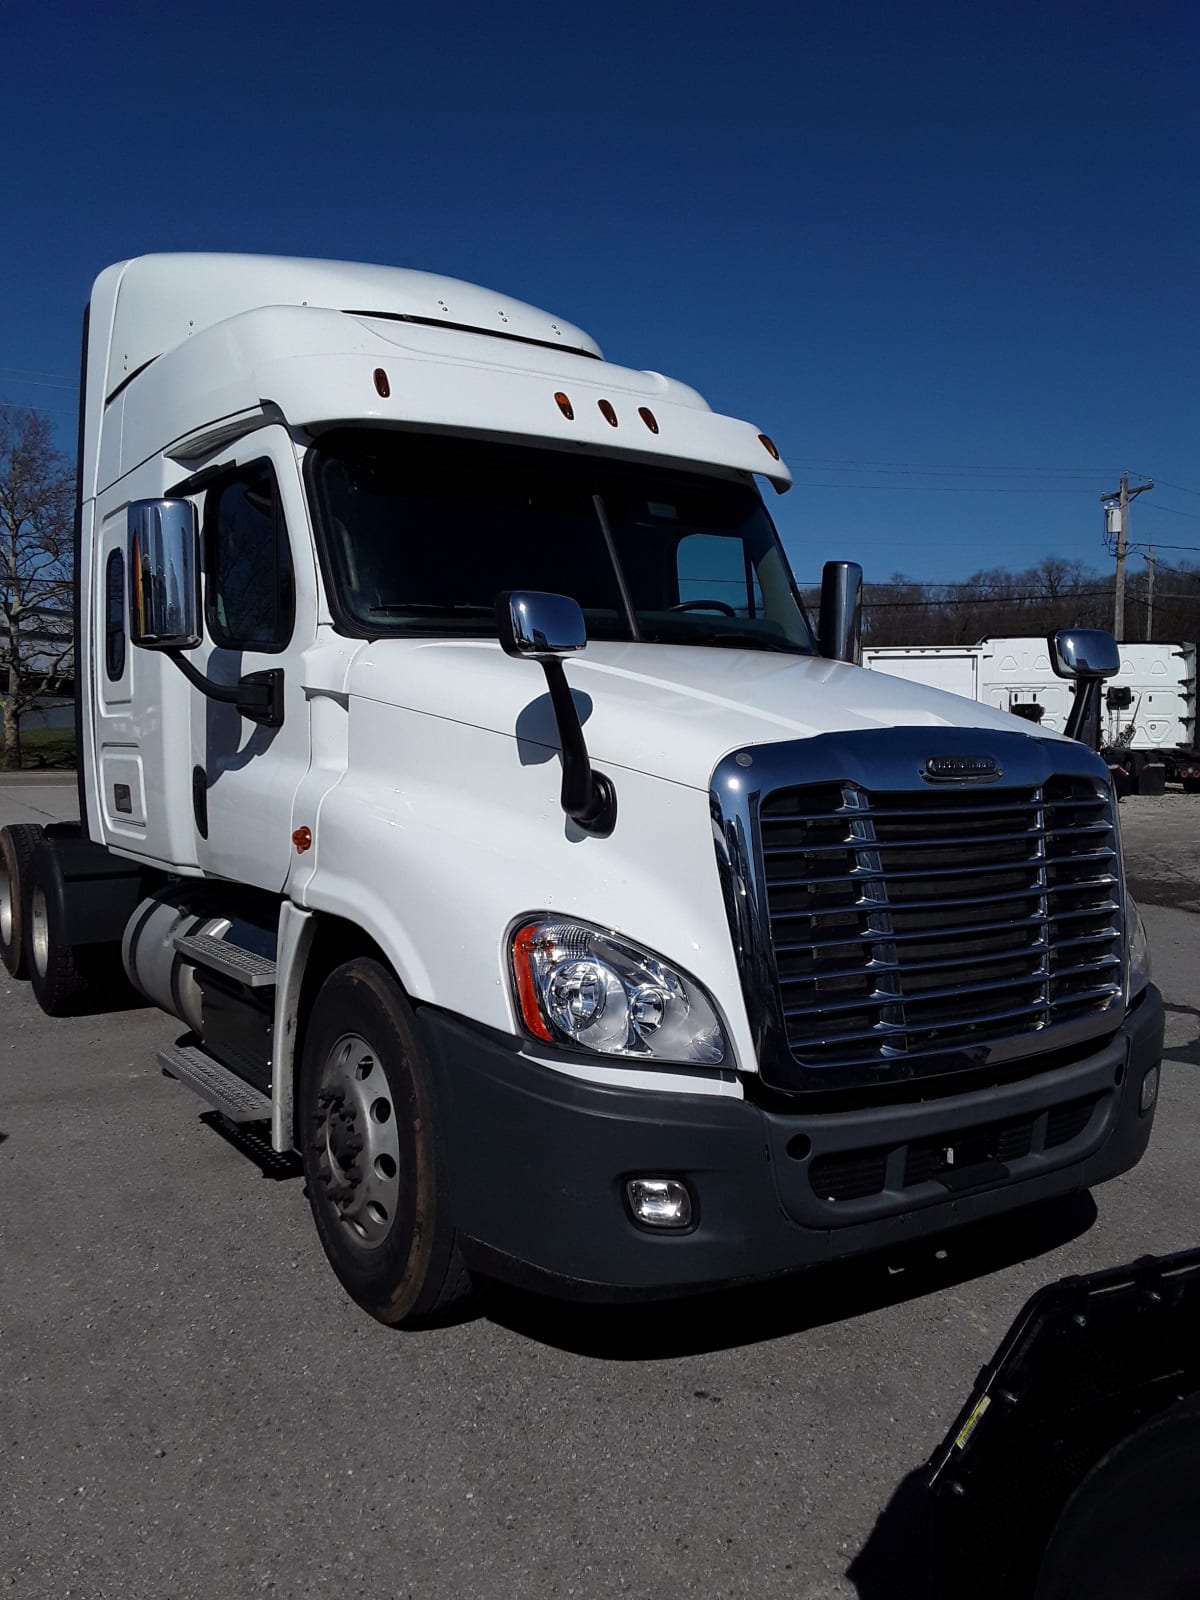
(4, 726), (77, 770)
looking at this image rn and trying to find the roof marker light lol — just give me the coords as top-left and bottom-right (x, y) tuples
(554, 391), (574, 420)
(758, 433), (780, 460)
(373, 368), (391, 398)
(638, 407), (659, 434)
(598, 399), (618, 427)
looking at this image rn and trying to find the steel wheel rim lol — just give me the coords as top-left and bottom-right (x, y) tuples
(30, 885), (49, 978)
(315, 1032), (401, 1250)
(0, 856), (12, 949)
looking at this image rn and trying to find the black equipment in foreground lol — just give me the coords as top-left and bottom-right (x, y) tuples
(927, 1246), (1200, 1598)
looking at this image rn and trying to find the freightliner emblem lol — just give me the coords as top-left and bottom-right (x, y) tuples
(921, 754), (1002, 783)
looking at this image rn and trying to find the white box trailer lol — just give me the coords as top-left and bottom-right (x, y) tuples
(0, 255), (1164, 1329)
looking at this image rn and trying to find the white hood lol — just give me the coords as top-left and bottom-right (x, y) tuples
(348, 639), (1066, 792)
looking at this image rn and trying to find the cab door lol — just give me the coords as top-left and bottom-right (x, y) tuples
(187, 430), (315, 890)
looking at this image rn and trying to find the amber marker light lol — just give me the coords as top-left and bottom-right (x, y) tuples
(638, 407), (659, 433)
(758, 433), (780, 460)
(292, 826), (313, 853)
(598, 399), (618, 427)
(373, 368), (391, 397)
(554, 391), (574, 419)
(511, 922), (554, 1042)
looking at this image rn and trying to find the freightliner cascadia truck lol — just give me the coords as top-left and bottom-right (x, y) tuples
(0, 255), (1163, 1327)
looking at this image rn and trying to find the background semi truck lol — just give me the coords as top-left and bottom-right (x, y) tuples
(865, 638), (1200, 791)
(0, 255), (1164, 1327)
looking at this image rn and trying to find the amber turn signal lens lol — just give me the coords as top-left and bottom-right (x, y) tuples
(554, 391), (574, 419)
(758, 433), (780, 460)
(373, 368), (390, 398)
(511, 923), (554, 1041)
(292, 826), (313, 853)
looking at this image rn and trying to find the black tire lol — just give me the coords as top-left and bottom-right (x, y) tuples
(25, 843), (129, 1017)
(1183, 777), (1200, 795)
(1035, 1393), (1200, 1599)
(0, 823), (44, 979)
(298, 957), (471, 1328)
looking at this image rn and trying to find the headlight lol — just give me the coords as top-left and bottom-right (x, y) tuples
(1125, 893), (1151, 1002)
(510, 918), (727, 1065)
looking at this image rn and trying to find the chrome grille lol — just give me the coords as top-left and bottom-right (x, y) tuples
(759, 776), (1122, 1070)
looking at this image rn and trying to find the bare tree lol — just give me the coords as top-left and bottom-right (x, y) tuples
(0, 406), (75, 769)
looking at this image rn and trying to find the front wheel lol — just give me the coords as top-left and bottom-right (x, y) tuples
(298, 958), (471, 1327)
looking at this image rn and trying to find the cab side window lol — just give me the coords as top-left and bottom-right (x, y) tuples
(675, 532), (763, 617)
(204, 463), (294, 651)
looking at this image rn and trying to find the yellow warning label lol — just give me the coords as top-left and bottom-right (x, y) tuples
(954, 1394), (991, 1450)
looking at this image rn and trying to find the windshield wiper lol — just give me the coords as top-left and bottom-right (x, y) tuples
(368, 603), (496, 616)
(693, 631), (802, 654)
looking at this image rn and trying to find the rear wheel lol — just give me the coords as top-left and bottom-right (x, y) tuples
(0, 823), (44, 978)
(25, 843), (129, 1016)
(298, 957), (471, 1327)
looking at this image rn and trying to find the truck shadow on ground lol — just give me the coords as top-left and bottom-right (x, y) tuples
(474, 1191), (1098, 1360)
(197, 1112), (302, 1179)
(1163, 1003), (1200, 1068)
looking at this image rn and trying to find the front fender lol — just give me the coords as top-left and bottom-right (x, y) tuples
(293, 698), (756, 1078)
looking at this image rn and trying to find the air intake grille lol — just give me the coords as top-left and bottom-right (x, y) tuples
(759, 776), (1122, 1070)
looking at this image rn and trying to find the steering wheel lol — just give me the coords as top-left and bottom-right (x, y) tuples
(670, 599), (737, 617)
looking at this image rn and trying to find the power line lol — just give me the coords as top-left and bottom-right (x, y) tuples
(1141, 502), (1200, 520)
(790, 481), (1089, 494)
(0, 402), (79, 418)
(0, 366), (75, 383)
(790, 456), (1115, 474)
(793, 464), (1105, 481)
(855, 588), (1191, 612)
(1135, 476), (1200, 499)
(0, 376), (78, 392)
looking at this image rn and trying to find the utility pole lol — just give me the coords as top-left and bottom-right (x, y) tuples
(1146, 545), (1156, 641)
(1100, 473), (1154, 640)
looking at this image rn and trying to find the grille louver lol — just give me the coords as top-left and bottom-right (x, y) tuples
(758, 776), (1122, 1071)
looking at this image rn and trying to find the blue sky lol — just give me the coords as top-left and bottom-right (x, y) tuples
(3, 0), (1196, 587)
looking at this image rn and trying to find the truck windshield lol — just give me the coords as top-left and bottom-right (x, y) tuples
(307, 430), (816, 654)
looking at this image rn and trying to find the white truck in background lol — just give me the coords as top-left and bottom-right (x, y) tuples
(0, 255), (1164, 1328)
(866, 638), (1199, 791)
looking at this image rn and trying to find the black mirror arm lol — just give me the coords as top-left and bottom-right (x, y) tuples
(165, 650), (284, 729)
(541, 660), (617, 835)
(1064, 678), (1101, 748)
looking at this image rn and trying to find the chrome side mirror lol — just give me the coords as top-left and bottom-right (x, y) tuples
(495, 590), (615, 835)
(497, 590), (587, 660)
(818, 561), (863, 665)
(1048, 629), (1120, 750)
(128, 500), (201, 650)
(1048, 629), (1120, 681)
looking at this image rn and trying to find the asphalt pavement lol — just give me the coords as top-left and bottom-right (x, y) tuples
(2, 776), (1197, 1599)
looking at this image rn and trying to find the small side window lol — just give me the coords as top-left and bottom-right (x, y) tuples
(675, 532), (763, 618)
(204, 463), (294, 651)
(105, 548), (125, 680)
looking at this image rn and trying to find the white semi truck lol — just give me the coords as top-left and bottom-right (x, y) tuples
(0, 255), (1163, 1327)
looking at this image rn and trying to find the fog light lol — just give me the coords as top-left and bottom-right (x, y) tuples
(1140, 1065), (1160, 1114)
(626, 1177), (692, 1229)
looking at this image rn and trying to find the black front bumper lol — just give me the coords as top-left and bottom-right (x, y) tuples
(418, 985), (1164, 1300)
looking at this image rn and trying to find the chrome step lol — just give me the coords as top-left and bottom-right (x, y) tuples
(158, 1040), (272, 1123)
(173, 931), (277, 988)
